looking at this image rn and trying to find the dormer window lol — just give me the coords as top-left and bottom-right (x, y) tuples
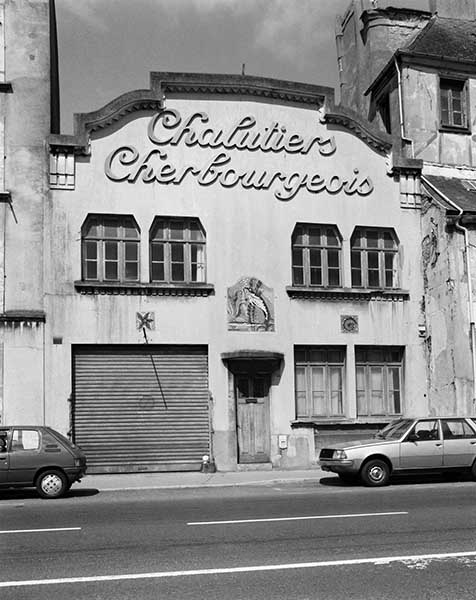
(440, 77), (469, 131)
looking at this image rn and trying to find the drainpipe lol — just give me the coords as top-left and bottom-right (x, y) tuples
(422, 175), (476, 407)
(395, 57), (414, 158)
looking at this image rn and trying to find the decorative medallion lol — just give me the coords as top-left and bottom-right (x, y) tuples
(341, 315), (359, 333)
(136, 311), (155, 331)
(227, 277), (274, 332)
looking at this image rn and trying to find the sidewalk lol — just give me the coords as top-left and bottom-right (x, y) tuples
(80, 467), (325, 492)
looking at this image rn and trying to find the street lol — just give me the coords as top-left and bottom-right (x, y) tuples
(1, 475), (476, 599)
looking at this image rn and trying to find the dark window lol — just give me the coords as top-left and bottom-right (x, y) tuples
(351, 228), (398, 289)
(441, 419), (476, 439)
(440, 78), (468, 129)
(295, 347), (345, 418)
(81, 215), (139, 282)
(292, 224), (342, 287)
(150, 217), (206, 283)
(355, 347), (403, 417)
(377, 94), (391, 134)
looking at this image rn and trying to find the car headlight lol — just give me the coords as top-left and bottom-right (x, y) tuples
(333, 450), (348, 460)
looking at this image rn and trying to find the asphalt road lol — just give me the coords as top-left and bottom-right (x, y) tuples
(1, 474), (476, 599)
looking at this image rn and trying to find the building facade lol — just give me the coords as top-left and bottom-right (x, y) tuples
(47, 73), (426, 472)
(338, 0), (476, 418)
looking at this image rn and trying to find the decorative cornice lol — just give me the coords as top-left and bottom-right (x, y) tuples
(150, 71), (332, 107)
(49, 89), (165, 155)
(74, 281), (215, 297)
(0, 311), (46, 323)
(49, 72), (336, 156)
(286, 286), (409, 302)
(323, 103), (393, 154)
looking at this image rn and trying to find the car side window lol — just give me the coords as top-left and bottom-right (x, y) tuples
(0, 429), (7, 452)
(441, 419), (476, 440)
(11, 429), (40, 451)
(412, 420), (440, 441)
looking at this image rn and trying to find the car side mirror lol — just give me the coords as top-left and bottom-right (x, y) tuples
(406, 433), (418, 442)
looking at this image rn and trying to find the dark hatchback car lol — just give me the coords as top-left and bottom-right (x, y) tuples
(0, 426), (87, 498)
(319, 417), (476, 486)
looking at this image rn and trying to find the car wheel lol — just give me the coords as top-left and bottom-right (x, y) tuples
(360, 459), (390, 487)
(35, 470), (68, 499)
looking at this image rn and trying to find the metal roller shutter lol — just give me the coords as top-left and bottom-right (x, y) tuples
(73, 345), (209, 473)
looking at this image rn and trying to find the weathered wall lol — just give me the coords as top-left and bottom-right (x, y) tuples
(421, 200), (474, 414)
(336, 2), (429, 118)
(0, 0), (50, 424)
(404, 67), (476, 167)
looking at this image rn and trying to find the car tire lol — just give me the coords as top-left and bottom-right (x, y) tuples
(35, 469), (68, 499)
(471, 460), (476, 481)
(360, 459), (390, 487)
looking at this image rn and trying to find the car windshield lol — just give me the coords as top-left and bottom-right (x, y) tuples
(376, 419), (414, 440)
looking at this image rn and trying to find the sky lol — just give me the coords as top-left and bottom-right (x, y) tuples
(55, 0), (430, 134)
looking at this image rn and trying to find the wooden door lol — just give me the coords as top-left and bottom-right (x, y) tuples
(235, 375), (270, 463)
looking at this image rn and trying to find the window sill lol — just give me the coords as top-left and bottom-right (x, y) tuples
(439, 125), (470, 134)
(291, 418), (397, 428)
(286, 286), (409, 301)
(74, 281), (215, 297)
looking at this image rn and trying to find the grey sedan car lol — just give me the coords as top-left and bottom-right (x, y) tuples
(319, 417), (476, 486)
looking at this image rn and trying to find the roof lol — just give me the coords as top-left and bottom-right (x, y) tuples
(423, 175), (476, 213)
(366, 16), (476, 97)
(406, 16), (476, 64)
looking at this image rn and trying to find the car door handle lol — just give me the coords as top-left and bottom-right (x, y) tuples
(435, 443), (443, 447)
(471, 441), (476, 445)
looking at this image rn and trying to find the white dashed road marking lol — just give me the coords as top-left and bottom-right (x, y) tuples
(187, 511), (408, 525)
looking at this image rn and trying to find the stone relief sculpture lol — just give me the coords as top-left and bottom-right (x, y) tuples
(227, 276), (274, 332)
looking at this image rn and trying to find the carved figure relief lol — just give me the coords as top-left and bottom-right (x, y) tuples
(227, 277), (274, 332)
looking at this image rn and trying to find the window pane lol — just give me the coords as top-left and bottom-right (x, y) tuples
(329, 367), (343, 415)
(105, 261), (118, 280)
(190, 222), (204, 241)
(124, 220), (139, 238)
(125, 262), (138, 280)
(85, 262), (97, 279)
(368, 252), (379, 269)
(308, 227), (321, 246)
(292, 248), (303, 267)
(327, 249), (339, 268)
(191, 244), (206, 282)
(293, 226), (304, 245)
(171, 263), (185, 281)
(151, 263), (164, 281)
(170, 222), (184, 240)
(85, 240), (97, 260)
(309, 249), (321, 267)
(356, 366), (366, 415)
(151, 243), (164, 262)
(171, 243), (184, 262)
(326, 229), (339, 246)
(311, 367), (325, 415)
(368, 267), (380, 287)
(370, 367), (384, 414)
(105, 241), (118, 260)
(152, 221), (166, 240)
(84, 220), (98, 238)
(293, 267), (304, 285)
(125, 242), (138, 260)
(383, 232), (395, 249)
(104, 220), (119, 238)
(366, 231), (379, 248)
(295, 367), (307, 417)
(328, 268), (340, 287)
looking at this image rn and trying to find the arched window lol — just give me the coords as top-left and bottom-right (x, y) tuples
(291, 224), (342, 287)
(81, 215), (140, 282)
(150, 217), (206, 283)
(351, 228), (399, 289)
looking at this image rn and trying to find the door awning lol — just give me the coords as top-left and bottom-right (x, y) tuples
(221, 350), (284, 374)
